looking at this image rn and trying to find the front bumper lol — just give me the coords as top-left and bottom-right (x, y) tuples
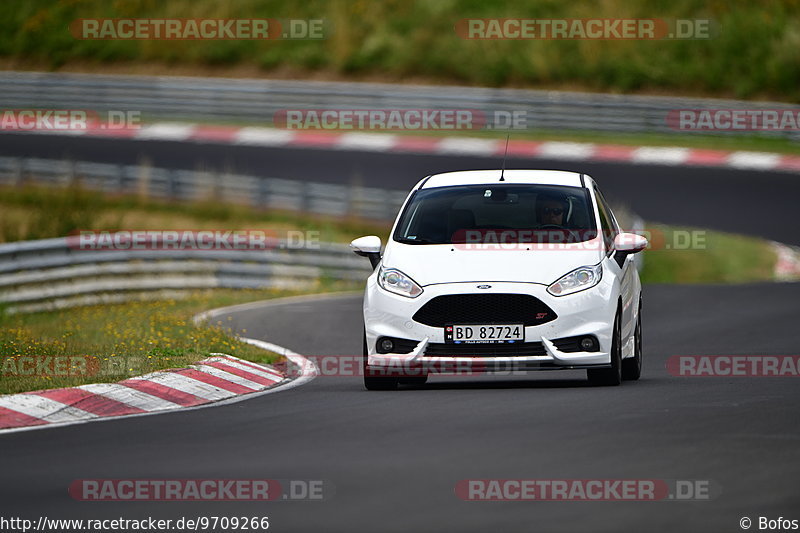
(368, 337), (609, 372)
(364, 279), (617, 372)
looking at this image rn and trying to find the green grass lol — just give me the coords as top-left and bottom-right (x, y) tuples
(0, 183), (373, 395)
(0, 287), (360, 395)
(639, 224), (777, 284)
(1, 0), (799, 102)
(0, 183), (390, 244)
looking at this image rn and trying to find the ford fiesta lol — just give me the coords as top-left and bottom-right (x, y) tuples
(350, 170), (648, 390)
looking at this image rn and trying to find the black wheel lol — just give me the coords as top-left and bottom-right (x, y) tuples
(622, 300), (642, 381)
(587, 308), (622, 386)
(363, 329), (398, 391)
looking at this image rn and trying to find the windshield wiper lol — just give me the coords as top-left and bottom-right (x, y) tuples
(395, 237), (439, 245)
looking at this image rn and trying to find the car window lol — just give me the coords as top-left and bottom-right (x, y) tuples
(594, 189), (618, 253)
(393, 184), (598, 244)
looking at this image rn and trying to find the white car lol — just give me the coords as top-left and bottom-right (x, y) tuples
(350, 169), (647, 390)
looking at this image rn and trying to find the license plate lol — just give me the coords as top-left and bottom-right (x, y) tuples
(445, 324), (524, 344)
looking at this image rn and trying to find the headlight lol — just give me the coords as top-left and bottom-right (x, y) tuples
(378, 267), (423, 298)
(547, 264), (602, 296)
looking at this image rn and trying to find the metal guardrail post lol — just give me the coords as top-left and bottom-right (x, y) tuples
(13, 157), (23, 187)
(167, 168), (178, 200)
(257, 176), (270, 209)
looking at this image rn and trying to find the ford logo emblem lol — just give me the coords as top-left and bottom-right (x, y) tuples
(476, 284), (491, 289)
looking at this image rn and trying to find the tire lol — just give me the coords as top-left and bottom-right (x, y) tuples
(622, 299), (642, 381)
(363, 329), (398, 391)
(587, 308), (622, 386)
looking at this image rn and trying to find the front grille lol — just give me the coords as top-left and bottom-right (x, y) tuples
(426, 341), (546, 357)
(412, 293), (556, 328)
(424, 335), (596, 357)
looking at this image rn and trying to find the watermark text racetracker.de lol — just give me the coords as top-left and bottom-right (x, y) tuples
(274, 109), (528, 131)
(68, 230), (320, 251)
(667, 109), (800, 131)
(456, 18), (713, 40)
(455, 479), (719, 501)
(0, 109), (141, 131)
(1, 355), (99, 378)
(294, 355), (530, 378)
(68, 479), (327, 501)
(70, 18), (326, 40)
(448, 228), (705, 251)
(667, 355), (800, 377)
(2, 355), (168, 379)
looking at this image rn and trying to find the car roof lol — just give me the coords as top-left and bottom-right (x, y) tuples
(419, 169), (585, 189)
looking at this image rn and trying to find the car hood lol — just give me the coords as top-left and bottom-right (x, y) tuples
(381, 242), (605, 286)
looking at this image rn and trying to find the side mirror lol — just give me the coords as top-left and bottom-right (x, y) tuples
(614, 232), (649, 253)
(350, 235), (382, 268)
(613, 232), (648, 267)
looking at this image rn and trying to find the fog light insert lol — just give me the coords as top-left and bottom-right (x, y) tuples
(580, 336), (598, 351)
(379, 338), (395, 353)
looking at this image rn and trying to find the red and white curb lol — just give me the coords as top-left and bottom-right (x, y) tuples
(6, 123), (800, 173)
(772, 242), (800, 280)
(0, 351), (311, 434)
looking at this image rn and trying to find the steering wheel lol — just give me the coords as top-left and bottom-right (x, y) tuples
(536, 224), (579, 240)
(538, 224), (567, 230)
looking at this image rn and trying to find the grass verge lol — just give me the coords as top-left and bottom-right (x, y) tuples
(640, 224), (777, 284)
(0, 286), (358, 396)
(0, 183), (389, 244)
(1, 0), (799, 102)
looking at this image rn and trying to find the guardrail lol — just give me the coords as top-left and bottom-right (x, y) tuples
(0, 156), (409, 221)
(0, 237), (373, 314)
(0, 216), (644, 315)
(1, 71), (797, 141)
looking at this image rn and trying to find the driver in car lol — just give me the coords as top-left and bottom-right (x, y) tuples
(536, 193), (569, 227)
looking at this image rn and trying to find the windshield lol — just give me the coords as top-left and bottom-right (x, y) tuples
(393, 184), (598, 245)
